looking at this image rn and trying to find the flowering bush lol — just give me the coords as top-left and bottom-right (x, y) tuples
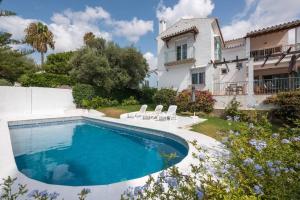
(176, 90), (215, 113)
(0, 177), (91, 200)
(122, 119), (300, 199)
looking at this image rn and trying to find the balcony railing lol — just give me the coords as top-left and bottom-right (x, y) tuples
(250, 43), (300, 61)
(213, 77), (300, 95)
(164, 46), (195, 66)
(213, 81), (248, 96)
(254, 77), (300, 94)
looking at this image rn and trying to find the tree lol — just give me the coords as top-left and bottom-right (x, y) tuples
(44, 51), (74, 74)
(69, 48), (114, 92)
(24, 22), (55, 66)
(121, 47), (148, 88)
(0, 47), (35, 83)
(0, 0), (16, 16)
(83, 32), (95, 46)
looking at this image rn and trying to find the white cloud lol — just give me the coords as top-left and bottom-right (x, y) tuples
(143, 52), (157, 71)
(113, 18), (153, 43)
(0, 6), (153, 52)
(222, 0), (300, 40)
(0, 16), (36, 40)
(156, 0), (214, 23)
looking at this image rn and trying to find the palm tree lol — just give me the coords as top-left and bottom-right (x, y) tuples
(83, 32), (95, 46)
(24, 22), (55, 66)
(0, 0), (16, 16)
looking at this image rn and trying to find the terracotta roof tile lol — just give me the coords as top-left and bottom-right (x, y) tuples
(246, 20), (300, 37)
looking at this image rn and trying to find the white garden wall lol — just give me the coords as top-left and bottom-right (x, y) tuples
(0, 86), (75, 117)
(213, 95), (275, 110)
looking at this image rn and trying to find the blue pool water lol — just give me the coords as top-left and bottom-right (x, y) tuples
(9, 118), (188, 186)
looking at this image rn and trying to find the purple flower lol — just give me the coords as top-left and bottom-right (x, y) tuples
(165, 177), (178, 188)
(233, 116), (240, 122)
(266, 161), (273, 168)
(281, 139), (290, 144)
(48, 192), (59, 200)
(198, 152), (206, 161)
(39, 190), (48, 197)
(243, 158), (254, 166)
(254, 164), (263, 171)
(272, 133), (279, 138)
(234, 131), (240, 136)
(253, 185), (263, 195)
(196, 189), (204, 199)
(249, 139), (267, 151)
(291, 136), (300, 142)
(226, 116), (232, 121)
(28, 190), (39, 198)
(134, 186), (143, 196)
(239, 148), (245, 153)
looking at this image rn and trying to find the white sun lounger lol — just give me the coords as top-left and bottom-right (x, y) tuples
(159, 105), (177, 121)
(143, 105), (163, 120)
(127, 105), (147, 118)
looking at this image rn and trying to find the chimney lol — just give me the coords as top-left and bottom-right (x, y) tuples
(159, 19), (167, 34)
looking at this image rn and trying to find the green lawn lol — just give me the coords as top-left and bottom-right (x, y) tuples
(191, 116), (243, 141)
(97, 104), (155, 118)
(191, 116), (280, 141)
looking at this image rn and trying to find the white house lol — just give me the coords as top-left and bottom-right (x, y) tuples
(157, 18), (300, 109)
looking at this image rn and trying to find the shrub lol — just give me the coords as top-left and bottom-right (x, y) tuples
(19, 73), (73, 88)
(176, 90), (215, 113)
(72, 84), (95, 107)
(153, 88), (176, 108)
(0, 78), (13, 86)
(82, 97), (119, 109)
(121, 96), (139, 106)
(138, 86), (157, 104)
(265, 90), (300, 126)
(224, 97), (241, 118)
(122, 121), (300, 200)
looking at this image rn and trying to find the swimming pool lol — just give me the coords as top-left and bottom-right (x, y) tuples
(9, 117), (188, 186)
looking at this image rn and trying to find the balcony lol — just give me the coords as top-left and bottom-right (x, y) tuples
(164, 46), (195, 66)
(250, 43), (300, 61)
(213, 77), (300, 96)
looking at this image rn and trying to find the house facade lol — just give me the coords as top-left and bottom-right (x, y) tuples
(157, 18), (300, 109)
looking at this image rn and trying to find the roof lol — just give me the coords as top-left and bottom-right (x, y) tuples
(246, 20), (300, 37)
(224, 37), (245, 49)
(160, 18), (225, 46)
(160, 18), (201, 38)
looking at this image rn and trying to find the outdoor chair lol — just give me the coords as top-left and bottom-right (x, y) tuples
(127, 104), (147, 118)
(143, 105), (163, 120)
(159, 105), (177, 121)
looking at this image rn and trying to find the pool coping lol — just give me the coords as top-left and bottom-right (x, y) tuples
(0, 111), (225, 200)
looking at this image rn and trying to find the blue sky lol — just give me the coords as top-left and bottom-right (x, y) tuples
(1, 0), (300, 67)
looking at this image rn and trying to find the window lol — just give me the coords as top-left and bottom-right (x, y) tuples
(192, 72), (205, 85)
(176, 43), (188, 61)
(214, 36), (222, 61)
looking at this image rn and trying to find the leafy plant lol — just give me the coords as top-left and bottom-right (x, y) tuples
(122, 121), (300, 199)
(121, 96), (139, 106)
(224, 97), (241, 118)
(0, 78), (13, 86)
(44, 52), (74, 75)
(0, 176), (27, 200)
(176, 90), (216, 113)
(82, 96), (119, 109)
(153, 88), (176, 108)
(265, 90), (300, 126)
(19, 73), (73, 88)
(72, 83), (95, 107)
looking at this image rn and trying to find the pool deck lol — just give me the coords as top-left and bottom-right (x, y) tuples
(0, 110), (226, 200)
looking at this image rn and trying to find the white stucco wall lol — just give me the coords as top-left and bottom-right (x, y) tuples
(213, 95), (275, 110)
(0, 86), (75, 117)
(157, 18), (217, 91)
